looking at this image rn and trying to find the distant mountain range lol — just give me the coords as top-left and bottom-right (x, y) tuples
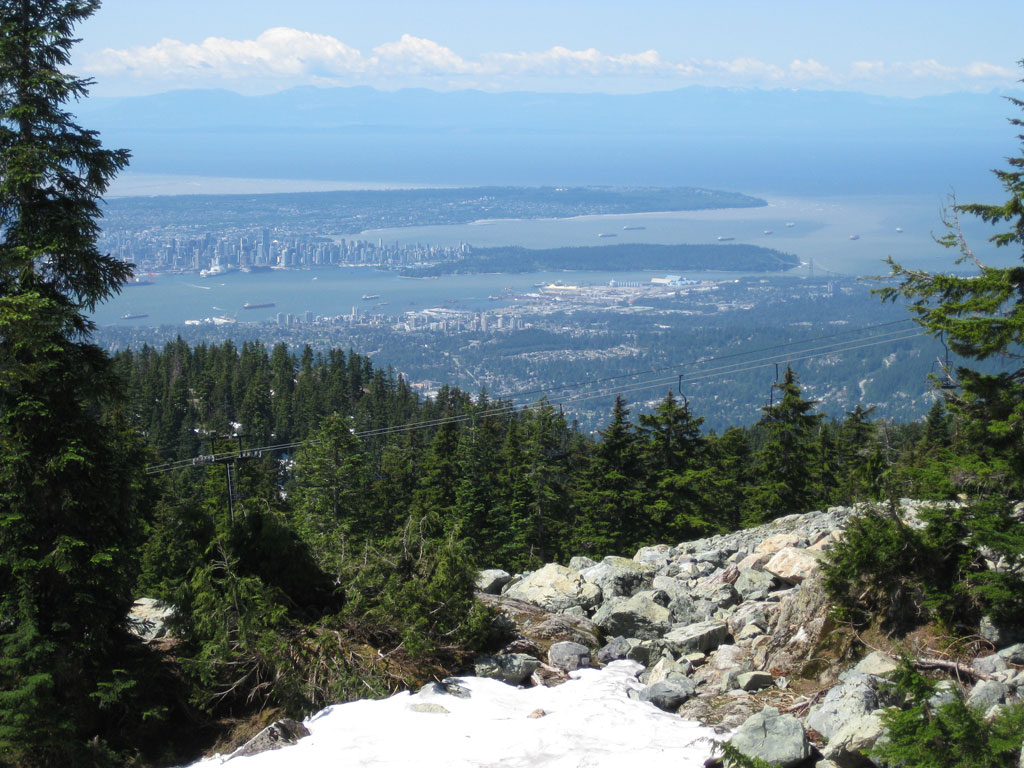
(75, 85), (1015, 196)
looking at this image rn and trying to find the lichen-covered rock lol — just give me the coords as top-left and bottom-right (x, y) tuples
(567, 555), (597, 571)
(580, 556), (654, 600)
(592, 592), (672, 640)
(806, 673), (885, 740)
(645, 657), (691, 686)
(764, 547), (823, 584)
(850, 651), (898, 678)
(734, 568), (777, 600)
(663, 620), (729, 654)
(633, 544), (675, 569)
(503, 563), (602, 612)
(596, 635), (631, 663)
(728, 706), (811, 767)
(473, 653), (541, 685)
(547, 641), (591, 672)
(755, 571), (832, 679)
(821, 711), (886, 768)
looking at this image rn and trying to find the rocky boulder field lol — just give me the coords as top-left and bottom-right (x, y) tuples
(473, 500), (1024, 768)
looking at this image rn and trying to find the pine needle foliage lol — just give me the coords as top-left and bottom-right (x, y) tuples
(0, 2), (148, 764)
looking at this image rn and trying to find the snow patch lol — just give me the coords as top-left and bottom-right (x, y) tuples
(187, 660), (718, 767)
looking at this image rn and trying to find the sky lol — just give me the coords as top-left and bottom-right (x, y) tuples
(77, 0), (1024, 98)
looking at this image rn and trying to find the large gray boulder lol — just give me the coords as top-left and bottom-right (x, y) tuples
(503, 563), (602, 613)
(651, 574), (696, 623)
(734, 568), (777, 600)
(229, 719), (310, 759)
(663, 620), (729, 654)
(473, 653), (540, 685)
(967, 680), (1008, 709)
(579, 556), (654, 600)
(764, 547), (823, 584)
(597, 635), (631, 663)
(547, 641), (591, 672)
(592, 591), (672, 640)
(638, 678), (696, 712)
(806, 673), (885, 740)
(821, 711), (886, 768)
(475, 568), (512, 594)
(728, 706), (812, 767)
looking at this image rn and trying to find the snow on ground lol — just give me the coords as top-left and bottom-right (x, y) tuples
(190, 660), (720, 767)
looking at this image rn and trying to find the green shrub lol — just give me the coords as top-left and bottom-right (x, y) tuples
(873, 662), (1024, 768)
(824, 499), (1024, 631)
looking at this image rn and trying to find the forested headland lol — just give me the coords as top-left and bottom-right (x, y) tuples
(400, 242), (799, 276)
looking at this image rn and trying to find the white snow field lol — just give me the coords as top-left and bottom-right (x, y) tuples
(190, 660), (720, 767)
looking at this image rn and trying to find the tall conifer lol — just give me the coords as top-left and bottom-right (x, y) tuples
(0, 2), (144, 763)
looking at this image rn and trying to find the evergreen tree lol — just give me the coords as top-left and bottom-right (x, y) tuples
(637, 390), (715, 541)
(746, 366), (824, 522)
(706, 426), (753, 530)
(878, 61), (1024, 491)
(573, 395), (645, 555)
(0, 2), (145, 763)
(291, 413), (374, 575)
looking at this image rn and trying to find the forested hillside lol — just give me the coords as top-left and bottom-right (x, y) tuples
(90, 336), (1016, 763)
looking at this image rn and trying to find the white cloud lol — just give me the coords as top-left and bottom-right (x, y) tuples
(371, 34), (476, 75)
(89, 27), (365, 81)
(789, 59), (834, 82)
(83, 29), (1020, 95)
(485, 46), (672, 77)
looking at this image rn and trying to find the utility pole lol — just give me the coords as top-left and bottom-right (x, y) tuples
(192, 433), (263, 523)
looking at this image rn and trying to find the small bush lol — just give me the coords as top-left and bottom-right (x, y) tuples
(873, 662), (1024, 768)
(824, 500), (1024, 631)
